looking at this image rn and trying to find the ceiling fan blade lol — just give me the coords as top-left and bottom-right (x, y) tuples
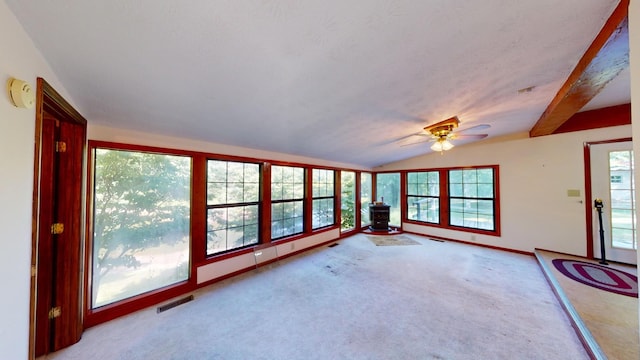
(389, 131), (430, 144)
(450, 133), (488, 140)
(400, 138), (436, 147)
(456, 124), (490, 134)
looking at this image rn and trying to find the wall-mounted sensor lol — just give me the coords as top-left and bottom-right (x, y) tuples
(8, 78), (35, 109)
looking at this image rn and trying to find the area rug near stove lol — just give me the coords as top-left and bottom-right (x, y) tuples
(366, 235), (421, 246)
(552, 259), (638, 298)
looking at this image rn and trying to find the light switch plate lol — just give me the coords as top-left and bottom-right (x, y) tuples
(567, 189), (581, 197)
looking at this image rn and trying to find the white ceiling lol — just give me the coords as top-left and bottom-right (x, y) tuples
(6, 0), (630, 168)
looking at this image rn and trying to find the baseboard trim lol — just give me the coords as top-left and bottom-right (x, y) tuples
(402, 231), (534, 256)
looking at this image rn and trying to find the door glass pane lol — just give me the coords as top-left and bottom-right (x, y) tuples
(341, 171), (356, 231)
(376, 173), (401, 226)
(609, 150), (637, 249)
(91, 149), (191, 308)
(361, 173), (372, 227)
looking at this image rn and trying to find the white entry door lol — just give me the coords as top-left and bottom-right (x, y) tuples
(590, 141), (637, 265)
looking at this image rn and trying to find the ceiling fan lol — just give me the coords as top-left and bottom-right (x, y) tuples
(400, 116), (489, 152)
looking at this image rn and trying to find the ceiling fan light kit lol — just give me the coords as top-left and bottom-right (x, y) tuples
(431, 138), (454, 152)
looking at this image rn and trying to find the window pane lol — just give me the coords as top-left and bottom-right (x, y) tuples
(463, 169), (477, 183)
(227, 182), (244, 203)
(477, 168), (494, 183)
(207, 230), (227, 254)
(477, 184), (494, 198)
(610, 170), (631, 189)
(272, 165), (304, 201)
(612, 227), (635, 249)
(449, 170), (462, 183)
(244, 163), (260, 183)
(272, 203), (283, 218)
(271, 200), (304, 240)
(283, 184), (294, 199)
(227, 162), (244, 182)
(407, 171), (438, 197)
(207, 205), (259, 255)
(341, 171), (356, 231)
(208, 182), (226, 205)
(450, 183), (463, 197)
(92, 149), (191, 308)
(611, 190), (633, 209)
(463, 184), (477, 197)
(464, 212), (478, 228)
(361, 173), (372, 227)
(408, 196), (439, 223)
(313, 198), (334, 229)
(376, 173), (401, 226)
(612, 209), (634, 230)
(244, 183), (259, 202)
(208, 208), (227, 231)
(272, 165), (283, 183)
(450, 203), (464, 227)
(477, 200), (494, 216)
(208, 160), (227, 182)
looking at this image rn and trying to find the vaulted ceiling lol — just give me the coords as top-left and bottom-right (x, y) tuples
(6, 0), (630, 168)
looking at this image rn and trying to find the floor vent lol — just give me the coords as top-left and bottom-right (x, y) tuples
(157, 295), (194, 314)
(328, 243), (339, 247)
(428, 238), (445, 242)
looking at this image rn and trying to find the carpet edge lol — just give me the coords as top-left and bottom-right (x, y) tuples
(534, 249), (606, 360)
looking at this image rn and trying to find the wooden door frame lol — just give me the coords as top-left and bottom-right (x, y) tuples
(29, 78), (87, 359)
(583, 137), (632, 259)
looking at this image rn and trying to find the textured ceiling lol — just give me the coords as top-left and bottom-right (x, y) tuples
(6, 0), (629, 168)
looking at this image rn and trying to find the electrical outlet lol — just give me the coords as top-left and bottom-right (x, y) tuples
(290, 243), (295, 251)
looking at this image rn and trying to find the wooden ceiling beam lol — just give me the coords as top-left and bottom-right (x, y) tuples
(529, 0), (629, 137)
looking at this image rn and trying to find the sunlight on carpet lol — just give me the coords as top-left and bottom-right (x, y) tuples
(366, 235), (421, 246)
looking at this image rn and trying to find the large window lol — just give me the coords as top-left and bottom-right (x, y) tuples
(360, 172), (372, 227)
(341, 171), (356, 231)
(271, 165), (305, 239)
(312, 169), (335, 229)
(376, 173), (401, 226)
(449, 168), (495, 231)
(407, 171), (439, 223)
(207, 160), (260, 255)
(91, 148), (191, 308)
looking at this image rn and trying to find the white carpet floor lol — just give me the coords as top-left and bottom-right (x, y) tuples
(40, 234), (588, 359)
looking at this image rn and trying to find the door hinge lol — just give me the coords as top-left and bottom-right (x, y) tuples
(51, 223), (64, 235)
(48, 306), (61, 319)
(31, 265), (36, 277)
(55, 141), (67, 153)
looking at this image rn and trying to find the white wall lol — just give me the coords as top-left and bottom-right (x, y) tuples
(375, 125), (632, 255)
(0, 1), (74, 358)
